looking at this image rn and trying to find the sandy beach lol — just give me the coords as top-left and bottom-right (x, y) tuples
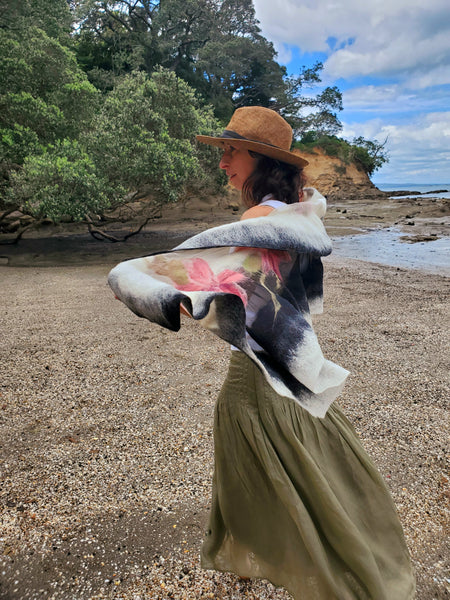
(0, 195), (449, 599)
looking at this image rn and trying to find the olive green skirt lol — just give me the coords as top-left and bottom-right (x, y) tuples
(201, 352), (415, 599)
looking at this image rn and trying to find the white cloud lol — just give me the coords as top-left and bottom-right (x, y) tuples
(343, 112), (450, 183)
(407, 64), (450, 90)
(344, 112), (450, 149)
(273, 43), (293, 66)
(343, 85), (407, 110)
(342, 84), (450, 114)
(325, 28), (450, 82)
(253, 0), (450, 182)
(254, 0), (450, 82)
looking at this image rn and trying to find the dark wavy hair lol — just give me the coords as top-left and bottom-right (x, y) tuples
(241, 152), (306, 208)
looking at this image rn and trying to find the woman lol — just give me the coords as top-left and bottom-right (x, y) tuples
(109, 107), (415, 599)
(195, 107), (416, 599)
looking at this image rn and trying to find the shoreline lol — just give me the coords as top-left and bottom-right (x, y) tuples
(1, 227), (448, 276)
(1, 191), (449, 272)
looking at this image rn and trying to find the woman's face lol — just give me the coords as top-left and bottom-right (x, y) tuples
(219, 145), (257, 191)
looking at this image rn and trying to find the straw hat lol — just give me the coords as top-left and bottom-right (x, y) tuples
(196, 106), (308, 168)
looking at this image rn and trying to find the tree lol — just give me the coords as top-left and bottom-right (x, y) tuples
(3, 68), (224, 236)
(0, 23), (100, 226)
(0, 0), (73, 39)
(0, 24), (99, 185)
(72, 0), (340, 125)
(85, 69), (219, 204)
(351, 136), (389, 176)
(196, 34), (288, 121)
(278, 65), (343, 137)
(294, 134), (389, 177)
(7, 139), (115, 222)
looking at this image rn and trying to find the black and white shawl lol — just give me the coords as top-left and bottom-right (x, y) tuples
(108, 188), (349, 417)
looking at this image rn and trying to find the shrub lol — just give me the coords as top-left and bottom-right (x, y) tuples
(7, 139), (117, 222)
(87, 69), (223, 204)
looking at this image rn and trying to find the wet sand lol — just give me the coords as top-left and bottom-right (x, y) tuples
(0, 190), (449, 269)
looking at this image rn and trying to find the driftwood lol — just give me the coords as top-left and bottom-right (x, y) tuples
(0, 208), (17, 224)
(0, 220), (40, 245)
(86, 215), (153, 242)
(0, 203), (160, 244)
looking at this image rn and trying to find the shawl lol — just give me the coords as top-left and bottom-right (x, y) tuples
(108, 188), (349, 418)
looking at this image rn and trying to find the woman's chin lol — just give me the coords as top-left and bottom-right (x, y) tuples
(229, 177), (242, 191)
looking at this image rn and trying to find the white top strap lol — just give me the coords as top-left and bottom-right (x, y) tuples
(260, 195), (286, 210)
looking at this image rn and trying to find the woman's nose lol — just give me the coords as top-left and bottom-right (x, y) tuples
(219, 151), (230, 169)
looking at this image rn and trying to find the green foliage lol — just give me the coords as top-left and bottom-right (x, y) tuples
(351, 136), (389, 176)
(86, 70), (215, 204)
(295, 134), (346, 158)
(72, 0), (333, 125)
(0, 0), (72, 39)
(0, 92), (64, 144)
(7, 139), (115, 222)
(0, 125), (41, 167)
(0, 20), (100, 215)
(3, 48), (223, 222)
(149, 69), (226, 194)
(0, 124), (42, 200)
(195, 32), (288, 121)
(0, 26), (99, 147)
(283, 69), (343, 137)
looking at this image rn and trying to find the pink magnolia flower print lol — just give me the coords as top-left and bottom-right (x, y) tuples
(174, 258), (248, 305)
(259, 249), (291, 279)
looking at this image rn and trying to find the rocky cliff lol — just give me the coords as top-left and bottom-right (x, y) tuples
(295, 147), (384, 201)
(220, 146), (385, 211)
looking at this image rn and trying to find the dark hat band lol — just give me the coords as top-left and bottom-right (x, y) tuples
(221, 130), (282, 150)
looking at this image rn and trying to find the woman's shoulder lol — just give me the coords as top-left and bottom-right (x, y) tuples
(241, 197), (285, 220)
(240, 205), (274, 220)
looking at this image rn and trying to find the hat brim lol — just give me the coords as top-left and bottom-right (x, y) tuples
(196, 135), (308, 168)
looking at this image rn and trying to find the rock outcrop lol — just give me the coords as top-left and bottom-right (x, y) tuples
(295, 147), (385, 201)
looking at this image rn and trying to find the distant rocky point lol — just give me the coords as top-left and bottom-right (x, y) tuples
(295, 147), (448, 201)
(387, 189), (449, 196)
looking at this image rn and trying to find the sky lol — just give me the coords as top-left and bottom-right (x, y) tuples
(253, 0), (450, 185)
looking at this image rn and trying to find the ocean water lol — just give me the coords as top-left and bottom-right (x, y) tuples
(331, 183), (449, 275)
(331, 228), (450, 276)
(375, 183), (450, 199)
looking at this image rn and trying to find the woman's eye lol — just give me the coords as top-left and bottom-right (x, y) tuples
(223, 146), (235, 158)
